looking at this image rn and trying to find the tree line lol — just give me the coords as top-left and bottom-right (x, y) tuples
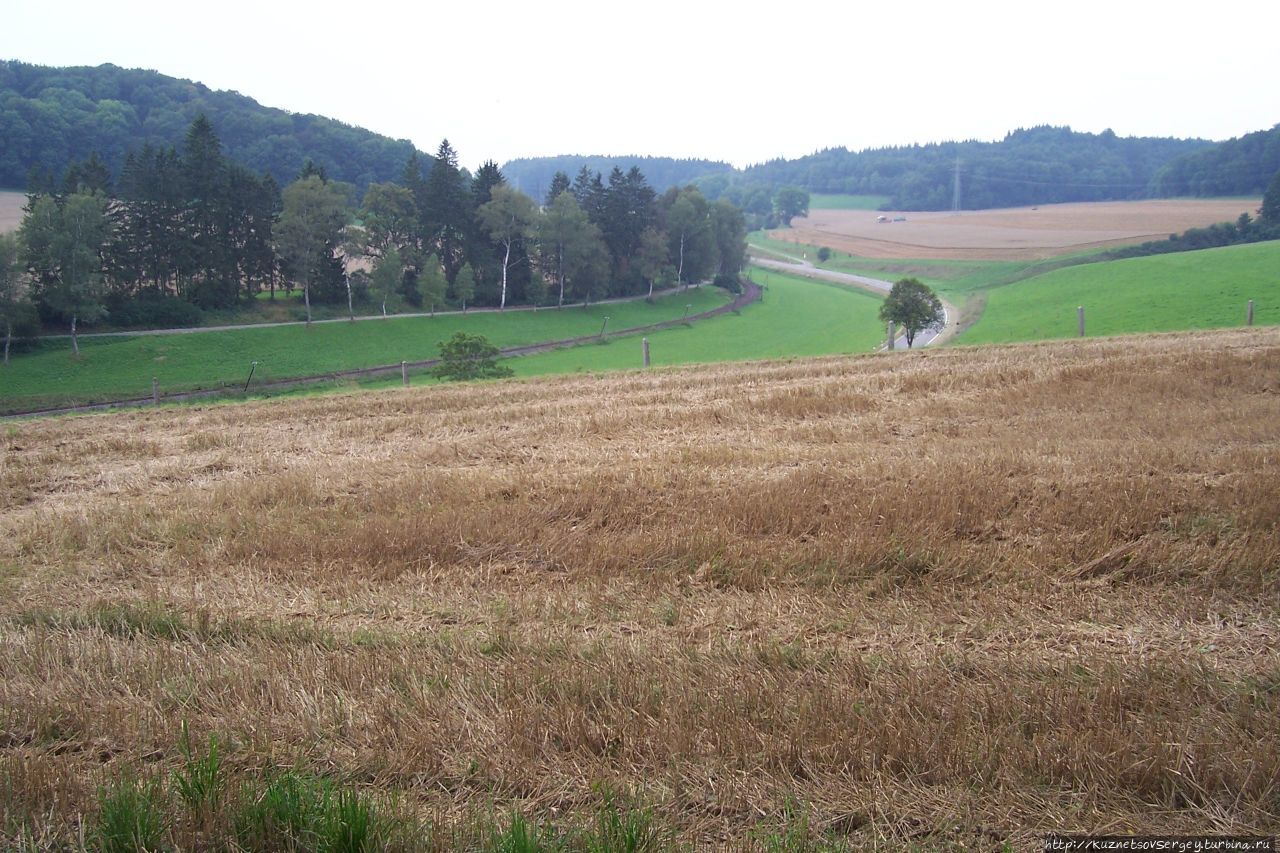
(1148, 124), (1280, 198)
(707, 126), (1213, 211)
(0, 116), (749, 356)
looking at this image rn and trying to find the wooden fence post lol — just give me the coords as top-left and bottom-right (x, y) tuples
(1247, 299), (1255, 326)
(152, 377), (159, 405)
(401, 361), (408, 387)
(1077, 306), (1085, 337)
(642, 337), (650, 367)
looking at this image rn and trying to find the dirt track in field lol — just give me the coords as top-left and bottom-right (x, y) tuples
(774, 198), (1261, 260)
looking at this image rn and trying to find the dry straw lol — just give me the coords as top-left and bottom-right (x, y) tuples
(2, 327), (1278, 847)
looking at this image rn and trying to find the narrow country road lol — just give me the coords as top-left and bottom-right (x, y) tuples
(749, 249), (956, 348)
(35, 284), (701, 340)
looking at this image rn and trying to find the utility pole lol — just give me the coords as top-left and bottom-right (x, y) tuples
(952, 156), (961, 214)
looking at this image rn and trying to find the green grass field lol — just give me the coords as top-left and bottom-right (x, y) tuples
(808, 194), (891, 211)
(505, 266), (887, 378)
(0, 289), (729, 413)
(960, 240), (1280, 344)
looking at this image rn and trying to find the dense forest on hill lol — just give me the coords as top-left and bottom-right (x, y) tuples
(726, 127), (1211, 210)
(501, 156), (734, 199)
(0, 61), (419, 192)
(1149, 124), (1280, 197)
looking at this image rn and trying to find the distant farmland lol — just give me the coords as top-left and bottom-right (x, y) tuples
(2, 328), (1277, 847)
(775, 198), (1262, 260)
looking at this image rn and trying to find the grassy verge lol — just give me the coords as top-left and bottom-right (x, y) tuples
(961, 239), (1280, 344)
(499, 267), (886, 378)
(0, 288), (729, 413)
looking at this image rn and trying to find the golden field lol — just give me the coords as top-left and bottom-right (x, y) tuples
(2, 328), (1279, 849)
(776, 199), (1262, 260)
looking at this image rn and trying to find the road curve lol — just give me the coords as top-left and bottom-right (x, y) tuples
(4, 281), (761, 420)
(749, 250), (955, 349)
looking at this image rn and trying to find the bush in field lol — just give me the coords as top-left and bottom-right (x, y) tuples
(432, 332), (513, 382)
(816, 246), (831, 262)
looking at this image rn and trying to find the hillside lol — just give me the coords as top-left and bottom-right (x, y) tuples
(0, 61), (421, 191)
(1150, 123), (1280, 197)
(961, 239), (1280, 343)
(2, 329), (1277, 847)
(735, 126), (1211, 210)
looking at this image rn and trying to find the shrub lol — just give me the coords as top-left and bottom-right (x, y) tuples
(432, 332), (514, 382)
(713, 273), (743, 294)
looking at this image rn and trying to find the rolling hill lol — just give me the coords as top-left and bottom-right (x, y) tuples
(0, 61), (422, 192)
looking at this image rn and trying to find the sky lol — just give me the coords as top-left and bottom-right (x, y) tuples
(5, 0), (1279, 171)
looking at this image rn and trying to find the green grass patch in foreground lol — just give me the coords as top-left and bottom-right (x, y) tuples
(808, 193), (891, 210)
(0, 289), (728, 413)
(507, 267), (886, 378)
(960, 240), (1280, 344)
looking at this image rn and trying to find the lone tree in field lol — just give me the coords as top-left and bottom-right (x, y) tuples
(879, 277), (944, 349)
(431, 332), (513, 382)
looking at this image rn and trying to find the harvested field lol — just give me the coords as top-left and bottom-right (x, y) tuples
(2, 329), (1279, 848)
(775, 198), (1262, 260)
(0, 190), (24, 234)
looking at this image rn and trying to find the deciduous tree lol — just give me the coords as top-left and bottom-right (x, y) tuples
(20, 192), (111, 354)
(879, 277), (944, 349)
(477, 185), (538, 311)
(0, 232), (34, 364)
(275, 175), (349, 324)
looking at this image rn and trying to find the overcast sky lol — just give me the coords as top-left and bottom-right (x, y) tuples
(5, 0), (1278, 171)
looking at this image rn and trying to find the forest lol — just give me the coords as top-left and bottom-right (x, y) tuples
(1148, 124), (1280, 198)
(0, 61), (417, 193)
(725, 126), (1212, 210)
(0, 115), (748, 350)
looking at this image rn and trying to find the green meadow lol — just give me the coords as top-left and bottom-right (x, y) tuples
(960, 240), (1280, 344)
(0, 289), (728, 413)
(506, 266), (886, 378)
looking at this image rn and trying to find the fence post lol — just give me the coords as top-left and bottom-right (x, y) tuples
(600, 316), (610, 339)
(401, 361), (408, 387)
(1247, 299), (1255, 326)
(243, 361), (258, 393)
(887, 322), (895, 350)
(1077, 306), (1085, 337)
(642, 337), (650, 367)
(152, 377), (159, 405)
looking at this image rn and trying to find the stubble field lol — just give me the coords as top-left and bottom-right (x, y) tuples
(2, 328), (1278, 849)
(775, 199), (1262, 260)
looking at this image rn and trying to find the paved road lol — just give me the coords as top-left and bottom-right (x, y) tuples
(749, 249), (953, 348)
